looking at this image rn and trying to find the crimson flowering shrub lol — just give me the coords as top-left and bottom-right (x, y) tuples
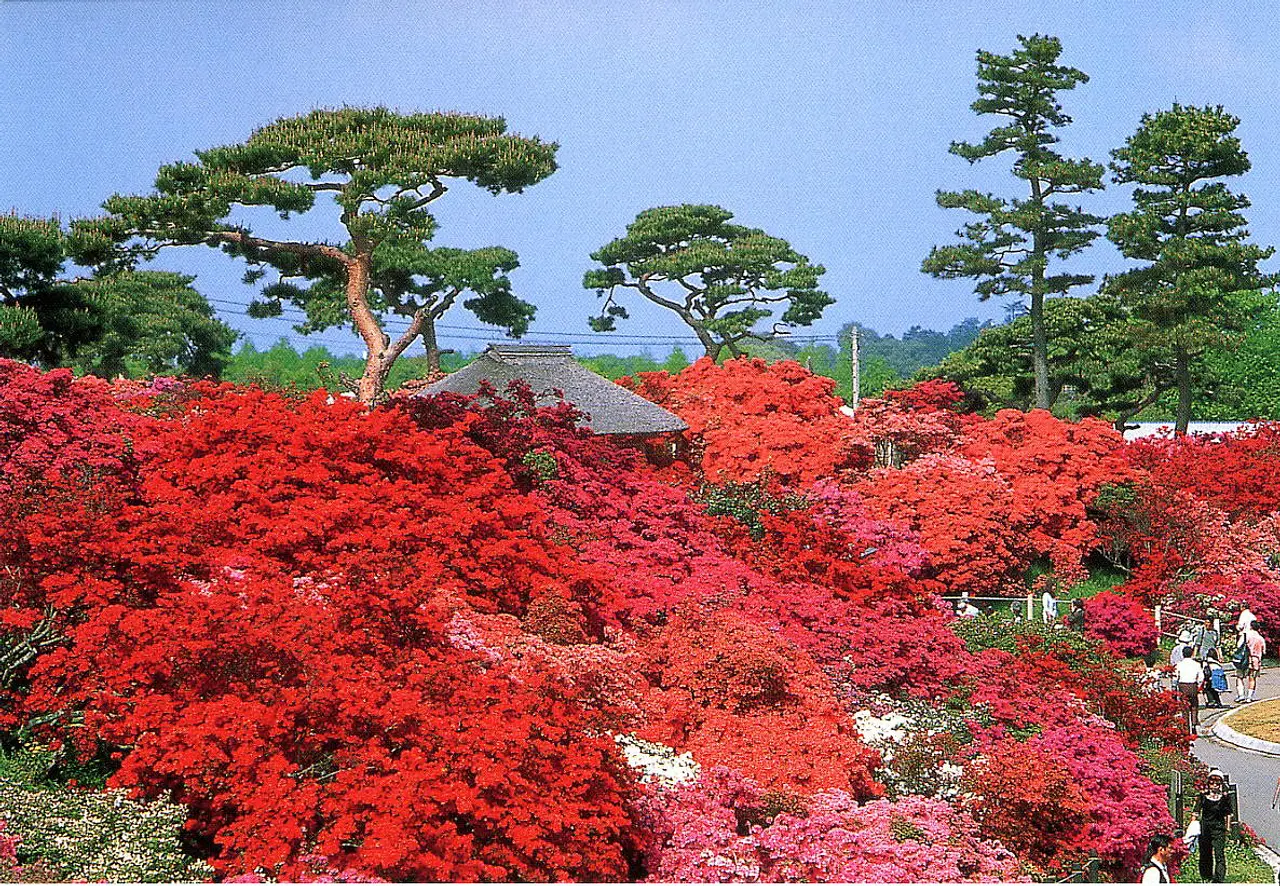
(961, 740), (1092, 872)
(624, 357), (870, 484)
(959, 410), (1131, 584)
(638, 608), (881, 798)
(8, 376), (643, 881)
(1084, 591), (1159, 659)
(1128, 423), (1280, 521)
(957, 620), (1187, 752)
(1028, 724), (1174, 877)
(855, 455), (1027, 595)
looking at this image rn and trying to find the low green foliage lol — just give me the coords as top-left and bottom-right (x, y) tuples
(0, 739), (210, 882)
(1178, 838), (1275, 883)
(224, 339), (472, 392)
(696, 480), (807, 538)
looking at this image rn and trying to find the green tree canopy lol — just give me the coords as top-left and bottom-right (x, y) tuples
(66, 272), (237, 379)
(1106, 104), (1276, 433)
(584, 204), (832, 360)
(71, 107), (558, 402)
(926, 294), (1174, 428)
(923, 34), (1104, 410)
(0, 214), (234, 377)
(0, 215), (68, 359)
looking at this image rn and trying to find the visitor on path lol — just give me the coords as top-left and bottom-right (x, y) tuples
(1242, 621), (1267, 703)
(1141, 834), (1174, 884)
(1228, 637), (1249, 706)
(1171, 639), (1189, 668)
(1199, 618), (1222, 661)
(1193, 769), (1235, 883)
(1238, 605), (1257, 635)
(1042, 588), (1058, 625)
(1066, 598), (1085, 632)
(956, 592), (979, 619)
(1203, 648), (1228, 708)
(1175, 646), (1204, 735)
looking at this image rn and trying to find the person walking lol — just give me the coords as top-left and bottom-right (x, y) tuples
(1175, 646), (1204, 735)
(1203, 648), (1228, 708)
(1243, 620), (1267, 703)
(1042, 587), (1058, 625)
(1238, 605), (1257, 636)
(1193, 769), (1235, 883)
(1141, 834), (1174, 884)
(1199, 618), (1222, 660)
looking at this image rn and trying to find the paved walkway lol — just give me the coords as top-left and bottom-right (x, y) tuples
(1194, 669), (1280, 850)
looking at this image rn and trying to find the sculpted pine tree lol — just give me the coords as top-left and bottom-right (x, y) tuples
(584, 205), (831, 360)
(923, 34), (1104, 410)
(1107, 105), (1275, 435)
(71, 108), (557, 402)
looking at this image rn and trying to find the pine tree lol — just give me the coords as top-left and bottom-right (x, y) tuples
(1107, 104), (1276, 434)
(584, 204), (831, 360)
(71, 108), (557, 402)
(923, 34), (1104, 410)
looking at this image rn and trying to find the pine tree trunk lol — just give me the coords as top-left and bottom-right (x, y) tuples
(347, 255), (390, 405)
(694, 326), (721, 361)
(423, 320), (443, 376)
(1174, 346), (1192, 436)
(1031, 290), (1051, 410)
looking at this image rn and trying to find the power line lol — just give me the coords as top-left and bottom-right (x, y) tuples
(206, 296), (849, 347)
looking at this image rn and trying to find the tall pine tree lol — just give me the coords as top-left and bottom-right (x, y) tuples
(1107, 104), (1275, 434)
(923, 34), (1103, 410)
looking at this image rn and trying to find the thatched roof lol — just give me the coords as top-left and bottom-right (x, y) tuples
(419, 344), (688, 436)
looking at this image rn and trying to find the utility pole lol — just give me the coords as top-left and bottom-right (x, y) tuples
(850, 325), (860, 411)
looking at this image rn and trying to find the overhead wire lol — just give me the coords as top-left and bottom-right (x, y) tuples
(205, 296), (851, 349)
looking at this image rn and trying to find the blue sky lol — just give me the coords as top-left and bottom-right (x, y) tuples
(3, 1), (1280, 357)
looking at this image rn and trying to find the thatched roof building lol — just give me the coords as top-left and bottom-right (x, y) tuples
(419, 344), (687, 437)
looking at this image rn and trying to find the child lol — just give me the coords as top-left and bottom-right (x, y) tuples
(1203, 648), (1228, 708)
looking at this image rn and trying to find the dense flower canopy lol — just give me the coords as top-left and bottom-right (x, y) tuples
(1, 355), (1244, 881)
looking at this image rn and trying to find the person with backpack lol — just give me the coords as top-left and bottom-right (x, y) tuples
(1141, 834), (1174, 884)
(1231, 633), (1252, 702)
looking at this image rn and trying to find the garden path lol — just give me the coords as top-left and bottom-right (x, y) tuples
(1196, 669), (1280, 850)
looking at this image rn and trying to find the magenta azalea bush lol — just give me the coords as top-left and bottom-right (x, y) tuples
(1084, 591), (1158, 659)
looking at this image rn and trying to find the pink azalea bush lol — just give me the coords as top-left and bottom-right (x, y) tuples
(640, 768), (1027, 883)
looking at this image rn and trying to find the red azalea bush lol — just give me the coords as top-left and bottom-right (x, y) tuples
(960, 410), (1130, 584)
(11, 378), (643, 881)
(1128, 423), (1280, 521)
(855, 455), (1027, 595)
(638, 608), (881, 798)
(1084, 591), (1159, 659)
(624, 357), (870, 485)
(962, 740), (1092, 871)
